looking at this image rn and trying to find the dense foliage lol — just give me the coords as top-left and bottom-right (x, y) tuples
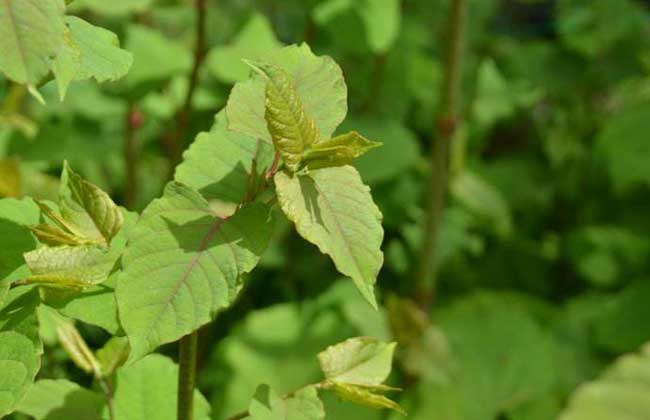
(1, 0), (650, 419)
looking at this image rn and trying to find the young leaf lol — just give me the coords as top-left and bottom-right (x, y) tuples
(16, 379), (104, 420)
(55, 319), (101, 376)
(58, 161), (124, 244)
(117, 182), (275, 362)
(175, 112), (275, 203)
(226, 44), (347, 145)
(249, 384), (324, 420)
(303, 131), (381, 170)
(274, 166), (383, 308)
(318, 337), (403, 415)
(318, 337), (396, 387)
(247, 60), (320, 171)
(53, 16), (133, 99)
(0, 0), (65, 85)
(95, 336), (130, 377)
(0, 331), (41, 417)
(23, 245), (119, 289)
(112, 354), (211, 420)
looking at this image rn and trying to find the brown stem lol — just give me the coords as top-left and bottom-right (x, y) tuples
(124, 104), (141, 209)
(163, 0), (208, 168)
(415, 0), (468, 307)
(360, 53), (387, 113)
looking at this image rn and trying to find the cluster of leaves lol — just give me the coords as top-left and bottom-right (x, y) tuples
(2, 0), (650, 419)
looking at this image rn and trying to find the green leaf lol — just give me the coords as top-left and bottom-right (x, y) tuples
(73, 0), (153, 15)
(53, 16), (133, 99)
(0, 198), (40, 300)
(112, 354), (211, 420)
(0, 286), (42, 350)
(356, 0), (401, 53)
(304, 131), (380, 170)
(274, 166), (383, 308)
(439, 292), (557, 420)
(58, 161), (124, 244)
(207, 13), (282, 83)
(558, 342), (650, 420)
(318, 337), (403, 415)
(247, 60), (320, 171)
(175, 112), (275, 203)
(24, 245), (119, 289)
(226, 44), (347, 146)
(16, 379), (104, 420)
(0, 0), (65, 85)
(54, 319), (101, 375)
(318, 337), (396, 386)
(123, 24), (192, 87)
(117, 182), (275, 362)
(324, 382), (405, 415)
(0, 331), (41, 417)
(95, 336), (129, 377)
(249, 384), (325, 420)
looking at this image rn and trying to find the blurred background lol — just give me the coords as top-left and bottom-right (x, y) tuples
(2, 0), (650, 419)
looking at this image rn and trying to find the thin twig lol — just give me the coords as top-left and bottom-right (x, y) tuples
(124, 104), (141, 209)
(98, 377), (115, 420)
(162, 0), (208, 168)
(415, 0), (468, 307)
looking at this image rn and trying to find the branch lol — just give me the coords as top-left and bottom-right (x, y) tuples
(177, 331), (199, 420)
(415, 0), (468, 307)
(162, 0), (208, 168)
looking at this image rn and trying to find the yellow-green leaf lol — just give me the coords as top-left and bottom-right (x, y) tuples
(304, 131), (381, 170)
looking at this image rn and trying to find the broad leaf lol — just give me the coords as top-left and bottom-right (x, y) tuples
(53, 16), (133, 99)
(74, 0), (154, 15)
(356, 0), (401, 53)
(274, 166), (383, 308)
(24, 245), (119, 289)
(0, 331), (41, 417)
(207, 13), (282, 83)
(16, 379), (104, 420)
(318, 337), (396, 387)
(249, 384), (324, 420)
(112, 354), (211, 420)
(0, 286), (42, 350)
(248, 61), (320, 171)
(117, 182), (275, 361)
(0, 0), (65, 85)
(175, 112), (275, 203)
(558, 342), (650, 420)
(226, 44), (347, 145)
(304, 131), (380, 170)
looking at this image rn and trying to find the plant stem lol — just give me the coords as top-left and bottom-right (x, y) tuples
(163, 0), (208, 168)
(124, 104), (141, 209)
(177, 331), (198, 420)
(98, 377), (115, 420)
(415, 0), (468, 307)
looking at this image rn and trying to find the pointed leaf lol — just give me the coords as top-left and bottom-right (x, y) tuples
(274, 166), (383, 307)
(117, 182), (275, 361)
(304, 131), (381, 170)
(0, 331), (41, 417)
(112, 354), (211, 420)
(53, 16), (133, 99)
(249, 385), (325, 420)
(58, 162), (124, 244)
(324, 382), (405, 415)
(175, 112), (275, 203)
(55, 320), (101, 375)
(16, 379), (104, 420)
(227, 44), (347, 145)
(248, 61), (320, 171)
(318, 337), (396, 386)
(0, 0), (65, 84)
